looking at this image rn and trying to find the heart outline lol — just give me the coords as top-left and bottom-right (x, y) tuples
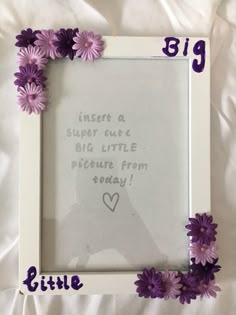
(102, 192), (120, 212)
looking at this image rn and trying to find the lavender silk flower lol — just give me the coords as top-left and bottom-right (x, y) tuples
(190, 258), (221, 284)
(35, 30), (61, 59)
(72, 31), (104, 61)
(14, 64), (46, 88)
(17, 45), (48, 70)
(161, 271), (182, 300)
(198, 280), (221, 299)
(178, 272), (200, 304)
(15, 28), (40, 47)
(185, 213), (217, 245)
(54, 28), (79, 60)
(189, 241), (218, 266)
(134, 268), (164, 298)
(17, 83), (47, 114)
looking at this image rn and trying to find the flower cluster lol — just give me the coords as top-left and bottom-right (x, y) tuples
(134, 213), (221, 304)
(15, 28), (104, 114)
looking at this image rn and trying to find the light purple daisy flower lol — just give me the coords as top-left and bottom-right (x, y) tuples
(17, 45), (48, 69)
(189, 241), (218, 266)
(161, 271), (182, 300)
(198, 280), (221, 298)
(73, 31), (104, 61)
(35, 30), (61, 59)
(17, 83), (47, 114)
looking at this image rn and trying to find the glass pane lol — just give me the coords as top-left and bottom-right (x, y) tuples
(41, 58), (189, 272)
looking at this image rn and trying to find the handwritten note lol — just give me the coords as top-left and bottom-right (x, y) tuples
(67, 112), (148, 190)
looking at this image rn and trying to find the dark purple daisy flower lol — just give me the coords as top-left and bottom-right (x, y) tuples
(134, 268), (164, 298)
(16, 28), (41, 47)
(14, 64), (46, 88)
(190, 258), (221, 284)
(178, 272), (200, 304)
(185, 213), (217, 245)
(54, 28), (79, 60)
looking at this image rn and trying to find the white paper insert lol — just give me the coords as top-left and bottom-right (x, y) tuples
(42, 58), (189, 272)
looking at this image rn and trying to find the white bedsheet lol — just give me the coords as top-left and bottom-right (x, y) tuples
(0, 0), (236, 314)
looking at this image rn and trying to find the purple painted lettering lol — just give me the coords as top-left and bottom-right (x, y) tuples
(40, 276), (47, 291)
(162, 37), (206, 73)
(23, 266), (39, 292)
(23, 266), (84, 292)
(183, 38), (189, 56)
(71, 276), (84, 290)
(192, 40), (206, 73)
(64, 276), (70, 290)
(56, 276), (64, 289)
(47, 276), (56, 290)
(162, 37), (180, 57)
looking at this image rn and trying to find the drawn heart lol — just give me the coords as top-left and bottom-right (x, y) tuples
(102, 192), (120, 212)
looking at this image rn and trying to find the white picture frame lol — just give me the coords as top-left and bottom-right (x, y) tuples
(19, 36), (210, 295)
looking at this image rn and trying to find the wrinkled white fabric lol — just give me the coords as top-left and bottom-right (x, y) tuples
(0, 0), (236, 314)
